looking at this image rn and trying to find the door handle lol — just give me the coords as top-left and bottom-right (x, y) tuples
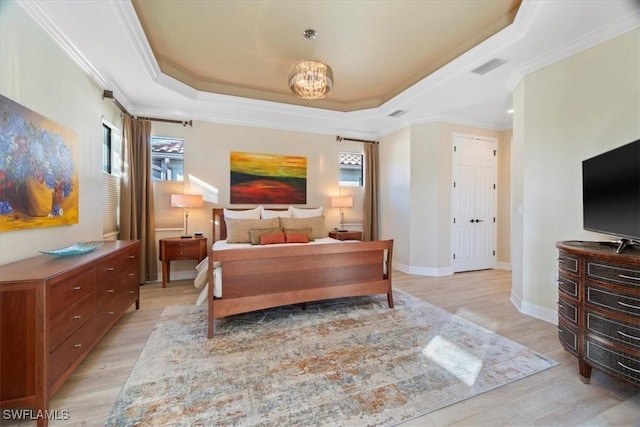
(469, 219), (484, 223)
(476, 219), (484, 223)
(469, 219), (476, 223)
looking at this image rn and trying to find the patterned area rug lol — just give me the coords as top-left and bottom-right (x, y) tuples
(105, 291), (558, 426)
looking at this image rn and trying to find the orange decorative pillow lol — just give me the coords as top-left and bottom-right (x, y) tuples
(260, 233), (286, 245)
(285, 233), (310, 244)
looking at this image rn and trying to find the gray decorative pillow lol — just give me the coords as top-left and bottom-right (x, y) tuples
(279, 216), (327, 239)
(283, 227), (315, 242)
(249, 227), (283, 245)
(225, 217), (279, 243)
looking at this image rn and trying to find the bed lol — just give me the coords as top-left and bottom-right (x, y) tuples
(204, 207), (393, 337)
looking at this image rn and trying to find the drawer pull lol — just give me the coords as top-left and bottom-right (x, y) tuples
(108, 311), (115, 315)
(618, 330), (640, 341)
(129, 290), (135, 294)
(618, 301), (640, 310)
(128, 273), (135, 277)
(107, 267), (115, 271)
(108, 289), (114, 293)
(558, 258), (564, 263)
(128, 255), (135, 259)
(618, 361), (640, 373)
(73, 315), (82, 320)
(74, 343), (82, 348)
(618, 274), (640, 281)
(557, 326), (563, 333)
(73, 286), (81, 291)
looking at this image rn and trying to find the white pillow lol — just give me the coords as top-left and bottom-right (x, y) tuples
(261, 206), (292, 219)
(290, 206), (323, 218)
(223, 206), (261, 219)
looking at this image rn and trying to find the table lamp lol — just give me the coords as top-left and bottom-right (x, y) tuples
(330, 196), (353, 232)
(171, 194), (203, 238)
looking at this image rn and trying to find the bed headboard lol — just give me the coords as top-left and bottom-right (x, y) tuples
(212, 207), (289, 242)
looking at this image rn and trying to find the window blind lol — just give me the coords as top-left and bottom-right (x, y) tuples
(153, 180), (185, 229)
(102, 172), (120, 238)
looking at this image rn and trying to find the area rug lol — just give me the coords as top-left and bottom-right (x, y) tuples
(105, 291), (558, 426)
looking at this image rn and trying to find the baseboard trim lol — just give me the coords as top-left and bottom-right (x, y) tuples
(496, 262), (512, 271)
(510, 290), (557, 324)
(392, 261), (453, 277)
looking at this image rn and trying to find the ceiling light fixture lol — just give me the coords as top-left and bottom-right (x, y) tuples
(288, 29), (333, 100)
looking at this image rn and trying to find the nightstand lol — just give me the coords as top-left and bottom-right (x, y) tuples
(159, 237), (208, 288)
(329, 230), (363, 241)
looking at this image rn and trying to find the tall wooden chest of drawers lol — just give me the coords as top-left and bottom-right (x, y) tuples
(556, 241), (639, 387)
(0, 240), (140, 426)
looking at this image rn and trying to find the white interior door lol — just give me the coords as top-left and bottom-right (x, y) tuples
(451, 134), (497, 272)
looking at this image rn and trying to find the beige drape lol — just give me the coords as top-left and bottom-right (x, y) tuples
(363, 142), (379, 241)
(120, 115), (157, 283)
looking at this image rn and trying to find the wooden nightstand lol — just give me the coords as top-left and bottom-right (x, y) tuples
(159, 237), (208, 288)
(329, 230), (363, 241)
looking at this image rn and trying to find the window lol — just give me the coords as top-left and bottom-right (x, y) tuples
(151, 136), (185, 229)
(339, 152), (363, 186)
(102, 124), (112, 174)
(151, 136), (184, 181)
(102, 122), (120, 239)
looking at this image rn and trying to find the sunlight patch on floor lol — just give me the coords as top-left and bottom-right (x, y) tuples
(423, 335), (483, 386)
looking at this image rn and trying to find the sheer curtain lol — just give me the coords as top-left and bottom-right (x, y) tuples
(120, 115), (157, 283)
(363, 142), (379, 241)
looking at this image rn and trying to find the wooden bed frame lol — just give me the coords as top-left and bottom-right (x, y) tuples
(207, 208), (393, 337)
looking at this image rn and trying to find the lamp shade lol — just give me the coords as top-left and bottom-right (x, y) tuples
(330, 196), (353, 209)
(171, 194), (203, 208)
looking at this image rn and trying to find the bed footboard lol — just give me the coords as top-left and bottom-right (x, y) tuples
(207, 239), (393, 338)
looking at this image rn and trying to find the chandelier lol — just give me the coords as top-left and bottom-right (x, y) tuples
(288, 29), (333, 100)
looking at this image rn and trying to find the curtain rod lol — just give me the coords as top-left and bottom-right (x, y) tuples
(102, 90), (193, 127)
(336, 135), (379, 144)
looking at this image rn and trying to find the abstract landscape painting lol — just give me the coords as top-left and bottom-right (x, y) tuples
(230, 151), (306, 204)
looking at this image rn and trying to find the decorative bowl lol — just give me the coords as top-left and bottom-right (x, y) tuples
(39, 242), (104, 257)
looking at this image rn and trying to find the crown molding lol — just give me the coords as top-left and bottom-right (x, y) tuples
(506, 7), (640, 92)
(112, 0), (161, 82)
(18, 0), (111, 90)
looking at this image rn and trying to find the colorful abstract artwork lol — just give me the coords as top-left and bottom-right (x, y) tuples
(0, 95), (79, 231)
(230, 151), (307, 204)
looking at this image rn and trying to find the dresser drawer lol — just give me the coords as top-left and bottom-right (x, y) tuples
(95, 252), (122, 284)
(49, 267), (95, 319)
(558, 251), (579, 274)
(585, 340), (640, 385)
(586, 285), (640, 318)
(49, 294), (96, 351)
(95, 277), (119, 309)
(163, 240), (202, 259)
(49, 317), (96, 385)
(587, 260), (640, 288)
(121, 264), (138, 289)
(558, 273), (579, 299)
(558, 318), (579, 356)
(586, 311), (640, 350)
(558, 294), (579, 325)
(121, 244), (139, 270)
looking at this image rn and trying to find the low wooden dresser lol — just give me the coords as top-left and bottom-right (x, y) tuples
(0, 240), (140, 426)
(556, 240), (639, 387)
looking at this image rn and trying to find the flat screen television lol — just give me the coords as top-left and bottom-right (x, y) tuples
(582, 139), (640, 253)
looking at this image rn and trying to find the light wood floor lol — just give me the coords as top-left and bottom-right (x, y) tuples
(8, 269), (639, 426)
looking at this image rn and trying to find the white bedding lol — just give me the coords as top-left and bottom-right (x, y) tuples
(194, 237), (348, 305)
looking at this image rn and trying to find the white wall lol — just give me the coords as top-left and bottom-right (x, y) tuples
(384, 121), (508, 276)
(0, 2), (122, 264)
(512, 28), (640, 322)
(379, 127), (411, 268)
